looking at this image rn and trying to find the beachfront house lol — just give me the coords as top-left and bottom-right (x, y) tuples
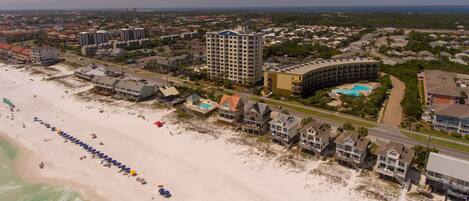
(92, 75), (119, 91)
(432, 104), (469, 136)
(299, 121), (334, 154)
(426, 152), (469, 201)
(156, 86), (183, 105)
(114, 79), (156, 101)
(334, 131), (370, 168)
(375, 141), (414, 183)
(269, 113), (301, 145)
(217, 94), (244, 124)
(184, 94), (218, 116)
(243, 101), (272, 135)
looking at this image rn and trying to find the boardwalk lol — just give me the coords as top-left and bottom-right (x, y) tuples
(382, 75), (405, 127)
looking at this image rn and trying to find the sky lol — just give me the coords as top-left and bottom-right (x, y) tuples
(1, 0), (469, 10)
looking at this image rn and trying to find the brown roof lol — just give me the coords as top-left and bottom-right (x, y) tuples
(335, 131), (370, 151)
(435, 104), (469, 118)
(376, 141), (414, 163)
(424, 70), (469, 97)
(300, 121), (334, 140)
(219, 94), (243, 111)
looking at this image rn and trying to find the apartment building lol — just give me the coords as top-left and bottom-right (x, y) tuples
(30, 47), (59, 66)
(334, 131), (370, 168)
(120, 28), (145, 41)
(426, 152), (469, 201)
(264, 58), (379, 97)
(78, 30), (110, 46)
(432, 104), (469, 136)
(375, 141), (414, 183)
(217, 94), (244, 124)
(92, 75), (119, 91)
(243, 101), (272, 135)
(269, 113), (301, 145)
(206, 27), (263, 85)
(299, 121), (334, 154)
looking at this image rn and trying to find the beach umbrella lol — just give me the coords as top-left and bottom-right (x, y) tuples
(125, 168), (130, 172)
(159, 188), (165, 195)
(120, 165), (126, 169)
(103, 155), (108, 159)
(130, 170), (137, 176)
(116, 162), (121, 166)
(91, 149), (96, 152)
(164, 191), (171, 198)
(106, 158), (112, 162)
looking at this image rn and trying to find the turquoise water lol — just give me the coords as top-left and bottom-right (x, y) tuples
(198, 103), (213, 110)
(0, 137), (85, 201)
(333, 85), (371, 96)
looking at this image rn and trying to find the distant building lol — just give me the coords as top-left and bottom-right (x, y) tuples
(375, 141), (414, 183)
(269, 113), (301, 145)
(426, 152), (469, 201)
(30, 47), (59, 66)
(206, 27), (263, 85)
(432, 104), (469, 136)
(78, 30), (109, 46)
(217, 94), (244, 124)
(264, 58), (379, 97)
(243, 101), (272, 135)
(120, 28), (145, 41)
(334, 131), (370, 168)
(299, 121), (334, 154)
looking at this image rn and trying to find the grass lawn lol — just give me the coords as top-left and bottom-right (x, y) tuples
(250, 96), (376, 128)
(417, 126), (469, 144)
(402, 130), (469, 153)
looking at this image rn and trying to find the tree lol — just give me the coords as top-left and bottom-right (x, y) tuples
(357, 127), (368, 136)
(413, 145), (439, 169)
(342, 123), (355, 131)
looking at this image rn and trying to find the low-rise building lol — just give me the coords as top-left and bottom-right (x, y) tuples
(432, 104), (469, 136)
(217, 94), (244, 124)
(334, 132), (370, 168)
(243, 101), (272, 135)
(426, 152), (469, 201)
(269, 113), (301, 145)
(423, 70), (469, 106)
(92, 75), (119, 91)
(264, 58), (379, 97)
(114, 79), (156, 101)
(375, 141), (414, 183)
(299, 121), (334, 154)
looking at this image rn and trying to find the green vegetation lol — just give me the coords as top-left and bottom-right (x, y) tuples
(271, 13), (469, 29)
(404, 131), (469, 154)
(300, 89), (335, 110)
(405, 32), (461, 55)
(250, 96), (376, 128)
(265, 40), (340, 59)
(381, 60), (469, 128)
(413, 145), (439, 169)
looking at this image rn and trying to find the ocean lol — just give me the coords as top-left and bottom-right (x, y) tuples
(0, 137), (84, 201)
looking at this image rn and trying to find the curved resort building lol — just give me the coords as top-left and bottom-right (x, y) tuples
(263, 58), (380, 97)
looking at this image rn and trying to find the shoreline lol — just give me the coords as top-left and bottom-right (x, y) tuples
(0, 133), (108, 201)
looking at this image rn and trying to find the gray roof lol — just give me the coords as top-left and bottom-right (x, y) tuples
(115, 79), (149, 91)
(269, 113), (301, 129)
(335, 131), (370, 151)
(268, 58), (378, 76)
(244, 101), (271, 116)
(426, 152), (469, 182)
(300, 121), (333, 140)
(435, 104), (469, 119)
(424, 70), (469, 97)
(159, 86), (179, 97)
(376, 141), (414, 163)
(92, 75), (119, 86)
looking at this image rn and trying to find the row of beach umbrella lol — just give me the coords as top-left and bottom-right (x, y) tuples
(32, 116), (172, 198)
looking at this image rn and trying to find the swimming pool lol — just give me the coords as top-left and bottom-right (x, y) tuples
(198, 103), (213, 110)
(333, 85), (371, 96)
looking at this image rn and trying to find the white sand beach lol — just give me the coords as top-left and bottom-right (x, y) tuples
(0, 64), (403, 201)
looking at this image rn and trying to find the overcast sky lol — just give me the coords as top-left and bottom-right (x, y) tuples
(1, 0), (469, 10)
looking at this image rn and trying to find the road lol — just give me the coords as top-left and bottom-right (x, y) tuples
(381, 75), (405, 126)
(62, 52), (469, 160)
